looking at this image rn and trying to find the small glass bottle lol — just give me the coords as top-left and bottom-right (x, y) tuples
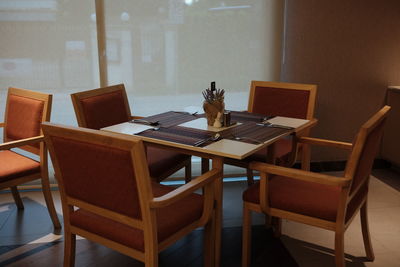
(223, 111), (231, 127)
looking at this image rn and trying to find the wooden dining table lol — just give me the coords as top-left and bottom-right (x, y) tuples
(102, 110), (317, 267)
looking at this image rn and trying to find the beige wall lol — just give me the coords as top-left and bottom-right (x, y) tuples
(282, 0), (400, 161)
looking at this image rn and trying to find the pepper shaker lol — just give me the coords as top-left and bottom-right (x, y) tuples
(223, 111), (231, 127)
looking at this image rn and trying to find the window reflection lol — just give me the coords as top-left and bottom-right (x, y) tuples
(0, 0), (97, 124)
(0, 0), (281, 120)
(104, 0), (276, 115)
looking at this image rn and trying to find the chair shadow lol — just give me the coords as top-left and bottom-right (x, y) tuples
(1, 200), (373, 267)
(281, 234), (369, 267)
(0, 197), (63, 246)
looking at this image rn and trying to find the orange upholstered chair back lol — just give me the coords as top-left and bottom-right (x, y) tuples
(42, 123), (150, 220)
(3, 87), (52, 154)
(345, 106), (391, 196)
(71, 84), (132, 130)
(248, 81), (317, 119)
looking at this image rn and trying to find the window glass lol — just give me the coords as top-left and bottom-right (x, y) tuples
(104, 0), (283, 115)
(0, 0), (98, 125)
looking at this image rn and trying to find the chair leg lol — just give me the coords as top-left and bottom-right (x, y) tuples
(301, 144), (311, 171)
(184, 161), (192, 183)
(242, 204), (252, 267)
(334, 231), (345, 267)
(271, 217), (282, 238)
(246, 168), (254, 186)
(201, 158), (210, 174)
(264, 214), (271, 228)
(10, 186), (24, 209)
(145, 250), (158, 267)
(41, 174), (62, 229)
(360, 201), (375, 261)
(204, 211), (215, 267)
(64, 231), (76, 267)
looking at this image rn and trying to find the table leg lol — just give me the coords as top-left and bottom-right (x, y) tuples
(301, 144), (311, 171)
(265, 143), (276, 228)
(212, 157), (223, 267)
(201, 157), (210, 174)
(266, 143), (276, 165)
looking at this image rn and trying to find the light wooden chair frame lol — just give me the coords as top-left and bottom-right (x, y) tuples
(225, 81), (317, 185)
(42, 123), (220, 267)
(242, 106), (391, 267)
(70, 84), (192, 182)
(0, 87), (61, 229)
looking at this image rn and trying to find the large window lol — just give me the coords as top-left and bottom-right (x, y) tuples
(103, 0), (284, 115)
(0, 0), (98, 125)
(0, 0), (284, 178)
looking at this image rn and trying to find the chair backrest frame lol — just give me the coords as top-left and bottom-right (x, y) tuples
(248, 81), (317, 120)
(70, 84), (132, 129)
(334, 105), (391, 228)
(43, 123), (218, 265)
(344, 105), (391, 197)
(3, 87), (52, 155)
(42, 123), (156, 231)
(42, 123), (166, 257)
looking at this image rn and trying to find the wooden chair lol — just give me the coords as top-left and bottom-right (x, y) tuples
(224, 81), (317, 185)
(242, 106), (391, 267)
(0, 87), (61, 229)
(70, 84), (192, 183)
(42, 122), (220, 267)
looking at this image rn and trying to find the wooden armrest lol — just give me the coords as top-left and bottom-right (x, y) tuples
(0, 135), (44, 151)
(298, 136), (353, 150)
(293, 118), (318, 133)
(293, 118), (317, 136)
(0, 122), (4, 127)
(249, 161), (351, 187)
(150, 168), (221, 208)
(130, 115), (144, 120)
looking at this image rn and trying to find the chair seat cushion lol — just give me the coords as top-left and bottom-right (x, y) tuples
(69, 182), (204, 252)
(243, 176), (339, 221)
(0, 150), (40, 183)
(147, 146), (190, 180)
(243, 176), (367, 222)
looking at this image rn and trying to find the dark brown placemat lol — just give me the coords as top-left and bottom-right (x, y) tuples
(139, 111), (198, 128)
(221, 122), (290, 144)
(137, 126), (214, 146)
(229, 111), (274, 123)
(137, 111), (288, 146)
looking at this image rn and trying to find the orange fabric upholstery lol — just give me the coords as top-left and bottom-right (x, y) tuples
(50, 136), (141, 218)
(252, 87), (309, 119)
(70, 182), (203, 252)
(0, 150), (40, 182)
(243, 138), (292, 164)
(242, 106), (391, 267)
(243, 177), (367, 222)
(43, 123), (217, 266)
(243, 177), (340, 221)
(147, 146), (190, 181)
(71, 84), (192, 183)
(80, 90), (131, 130)
(0, 87), (60, 229)
(225, 82), (317, 186)
(5, 94), (44, 141)
(351, 121), (385, 194)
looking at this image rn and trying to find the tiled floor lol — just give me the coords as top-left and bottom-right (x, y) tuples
(0, 168), (399, 266)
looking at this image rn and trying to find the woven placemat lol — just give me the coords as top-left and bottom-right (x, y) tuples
(137, 126), (214, 146)
(139, 111), (198, 128)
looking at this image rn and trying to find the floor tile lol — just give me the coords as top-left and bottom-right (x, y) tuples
(0, 171), (399, 266)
